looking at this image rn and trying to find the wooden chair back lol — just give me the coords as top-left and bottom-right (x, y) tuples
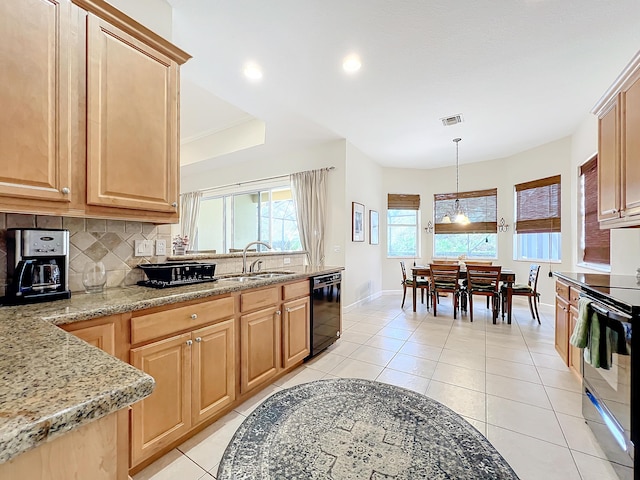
(432, 259), (459, 265)
(528, 264), (541, 292)
(400, 261), (408, 283)
(464, 260), (493, 266)
(429, 263), (460, 292)
(466, 265), (502, 294)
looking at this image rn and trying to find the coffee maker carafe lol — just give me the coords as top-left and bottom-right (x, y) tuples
(5, 229), (71, 304)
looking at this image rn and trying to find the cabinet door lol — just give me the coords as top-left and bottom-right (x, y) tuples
(622, 70), (640, 217)
(568, 305), (581, 377)
(130, 333), (191, 466)
(191, 320), (236, 425)
(282, 296), (310, 369)
(0, 0), (74, 204)
(241, 307), (281, 394)
(555, 296), (569, 365)
(598, 98), (621, 222)
(86, 13), (179, 214)
(65, 322), (115, 356)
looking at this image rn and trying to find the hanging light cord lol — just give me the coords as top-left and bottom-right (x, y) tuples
(454, 138), (461, 207)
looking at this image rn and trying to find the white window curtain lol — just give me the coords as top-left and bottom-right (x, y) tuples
(179, 191), (203, 248)
(290, 168), (329, 267)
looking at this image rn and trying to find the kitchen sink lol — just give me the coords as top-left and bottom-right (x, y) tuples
(220, 271), (295, 282)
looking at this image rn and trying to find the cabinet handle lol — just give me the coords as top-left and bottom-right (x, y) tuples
(276, 310), (281, 315)
(186, 340), (193, 346)
(172, 202), (178, 207)
(61, 187), (70, 195)
(286, 308), (291, 313)
(195, 337), (202, 342)
(191, 313), (198, 319)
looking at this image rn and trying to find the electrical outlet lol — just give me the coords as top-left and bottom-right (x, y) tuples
(134, 239), (153, 257)
(283, 257), (291, 265)
(155, 239), (167, 256)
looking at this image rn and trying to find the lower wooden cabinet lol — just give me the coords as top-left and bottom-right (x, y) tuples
(282, 296), (311, 369)
(240, 306), (281, 394)
(130, 333), (191, 466)
(130, 319), (236, 466)
(555, 294), (570, 364)
(191, 321), (236, 425)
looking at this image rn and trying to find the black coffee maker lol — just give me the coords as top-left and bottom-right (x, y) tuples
(5, 228), (71, 304)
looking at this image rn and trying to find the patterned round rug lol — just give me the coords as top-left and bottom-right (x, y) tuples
(217, 378), (519, 479)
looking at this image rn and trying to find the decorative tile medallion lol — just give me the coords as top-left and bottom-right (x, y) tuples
(218, 378), (519, 479)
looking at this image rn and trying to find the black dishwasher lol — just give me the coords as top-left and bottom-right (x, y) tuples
(308, 272), (342, 358)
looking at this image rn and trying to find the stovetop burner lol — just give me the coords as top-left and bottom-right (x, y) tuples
(137, 262), (217, 288)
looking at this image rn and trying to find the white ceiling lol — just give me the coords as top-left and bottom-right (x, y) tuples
(169, 0), (640, 171)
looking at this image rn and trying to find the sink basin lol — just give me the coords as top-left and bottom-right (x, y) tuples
(220, 272), (295, 282)
(222, 276), (261, 282)
(253, 273), (294, 279)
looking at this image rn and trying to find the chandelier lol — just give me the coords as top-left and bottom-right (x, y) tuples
(442, 138), (470, 225)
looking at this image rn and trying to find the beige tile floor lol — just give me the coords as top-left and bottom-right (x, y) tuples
(133, 294), (628, 480)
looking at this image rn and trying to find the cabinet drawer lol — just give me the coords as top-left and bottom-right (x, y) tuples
(569, 287), (581, 307)
(241, 287), (279, 312)
(132, 296), (234, 345)
(555, 281), (570, 301)
(283, 280), (310, 301)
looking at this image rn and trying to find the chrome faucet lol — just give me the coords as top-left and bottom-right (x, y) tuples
(242, 241), (272, 273)
(249, 259), (263, 273)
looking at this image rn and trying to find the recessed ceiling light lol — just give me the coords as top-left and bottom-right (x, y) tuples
(342, 54), (362, 74)
(243, 62), (263, 81)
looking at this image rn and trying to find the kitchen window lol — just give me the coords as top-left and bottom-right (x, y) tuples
(387, 194), (420, 257)
(433, 189), (497, 259)
(579, 156), (610, 268)
(514, 175), (561, 262)
(196, 185), (302, 253)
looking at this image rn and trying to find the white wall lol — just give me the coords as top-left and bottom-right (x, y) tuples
(380, 137), (573, 306)
(343, 143), (384, 307)
(105, 0), (173, 40)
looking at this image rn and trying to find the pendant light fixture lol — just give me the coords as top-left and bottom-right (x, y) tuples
(442, 138), (470, 225)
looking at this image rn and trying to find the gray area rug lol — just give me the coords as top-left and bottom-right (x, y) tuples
(218, 378), (519, 479)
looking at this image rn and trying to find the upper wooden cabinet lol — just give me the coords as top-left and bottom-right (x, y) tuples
(0, 0), (76, 205)
(85, 13), (178, 214)
(0, 0), (190, 223)
(593, 50), (640, 227)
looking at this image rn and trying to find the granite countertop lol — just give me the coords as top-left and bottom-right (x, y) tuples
(0, 265), (342, 464)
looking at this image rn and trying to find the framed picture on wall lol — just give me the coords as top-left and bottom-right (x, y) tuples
(369, 210), (379, 245)
(352, 202), (365, 242)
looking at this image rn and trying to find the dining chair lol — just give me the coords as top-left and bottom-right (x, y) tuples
(466, 265), (502, 323)
(432, 259), (459, 265)
(428, 263), (461, 319)
(464, 261), (494, 308)
(501, 264), (541, 324)
(400, 261), (429, 309)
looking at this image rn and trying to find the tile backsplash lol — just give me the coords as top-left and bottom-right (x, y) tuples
(0, 213), (171, 295)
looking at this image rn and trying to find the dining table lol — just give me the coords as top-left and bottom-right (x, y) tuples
(411, 265), (516, 323)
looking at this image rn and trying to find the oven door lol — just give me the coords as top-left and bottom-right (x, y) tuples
(581, 297), (634, 473)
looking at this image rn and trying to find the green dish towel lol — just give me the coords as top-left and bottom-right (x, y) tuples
(569, 297), (591, 348)
(583, 311), (601, 368)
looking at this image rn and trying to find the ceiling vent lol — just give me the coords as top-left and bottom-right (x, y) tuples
(441, 114), (463, 126)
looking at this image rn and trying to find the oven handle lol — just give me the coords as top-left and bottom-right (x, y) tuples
(580, 294), (632, 324)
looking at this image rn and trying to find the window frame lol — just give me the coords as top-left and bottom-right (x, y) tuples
(387, 194), (420, 258)
(196, 183), (302, 253)
(513, 175), (562, 262)
(579, 156), (610, 270)
(433, 188), (498, 259)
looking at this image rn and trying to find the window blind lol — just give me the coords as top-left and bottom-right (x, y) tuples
(434, 188), (497, 234)
(515, 175), (561, 233)
(580, 157), (610, 265)
(388, 194), (420, 210)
